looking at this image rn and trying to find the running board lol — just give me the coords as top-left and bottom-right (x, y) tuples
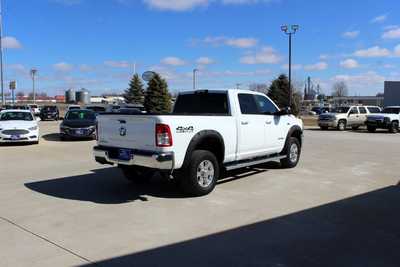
(224, 154), (287, 171)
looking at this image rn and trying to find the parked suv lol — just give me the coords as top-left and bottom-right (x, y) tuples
(40, 106), (59, 121)
(318, 106), (381, 131)
(365, 106), (400, 133)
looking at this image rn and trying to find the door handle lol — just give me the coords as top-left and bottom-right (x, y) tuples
(241, 121), (249, 125)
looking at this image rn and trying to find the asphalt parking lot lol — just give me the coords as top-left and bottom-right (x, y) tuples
(1, 121), (400, 267)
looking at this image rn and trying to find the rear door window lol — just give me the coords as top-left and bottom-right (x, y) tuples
(238, 94), (259, 114)
(350, 107), (359, 115)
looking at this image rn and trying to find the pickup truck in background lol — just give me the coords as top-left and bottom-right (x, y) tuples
(94, 89), (304, 196)
(365, 106), (400, 133)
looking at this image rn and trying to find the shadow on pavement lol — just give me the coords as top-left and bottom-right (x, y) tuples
(78, 184), (400, 267)
(41, 133), (95, 142)
(25, 164), (276, 203)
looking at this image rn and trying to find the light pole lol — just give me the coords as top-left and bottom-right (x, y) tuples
(193, 68), (198, 90)
(281, 24), (299, 108)
(30, 68), (37, 104)
(0, 0), (4, 105)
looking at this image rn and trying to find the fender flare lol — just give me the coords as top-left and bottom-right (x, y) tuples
(181, 130), (225, 169)
(281, 125), (303, 154)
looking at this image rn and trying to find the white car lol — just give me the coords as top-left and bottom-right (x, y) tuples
(0, 110), (40, 144)
(94, 89), (304, 196)
(28, 104), (41, 116)
(67, 105), (81, 111)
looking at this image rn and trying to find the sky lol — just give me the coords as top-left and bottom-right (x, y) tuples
(2, 0), (400, 96)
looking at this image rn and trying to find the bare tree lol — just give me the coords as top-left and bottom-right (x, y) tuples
(331, 81), (348, 97)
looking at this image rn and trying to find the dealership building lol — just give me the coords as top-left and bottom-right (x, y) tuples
(384, 81), (400, 107)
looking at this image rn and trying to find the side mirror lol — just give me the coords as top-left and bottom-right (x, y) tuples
(275, 107), (291, 116)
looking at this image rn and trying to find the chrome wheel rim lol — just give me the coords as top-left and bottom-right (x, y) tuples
(197, 160), (215, 188)
(289, 143), (299, 163)
(339, 122), (345, 130)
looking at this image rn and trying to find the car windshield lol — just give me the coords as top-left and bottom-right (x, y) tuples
(0, 112), (34, 121)
(382, 108), (400, 114)
(332, 107), (350, 113)
(66, 110), (96, 121)
(42, 106), (57, 111)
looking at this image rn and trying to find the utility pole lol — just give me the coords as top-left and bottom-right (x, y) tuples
(0, 0), (4, 105)
(193, 69), (198, 90)
(281, 24), (299, 108)
(30, 69), (37, 104)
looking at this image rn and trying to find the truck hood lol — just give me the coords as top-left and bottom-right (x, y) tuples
(320, 112), (346, 119)
(0, 120), (37, 130)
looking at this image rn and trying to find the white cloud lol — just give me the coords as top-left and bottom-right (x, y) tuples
(161, 57), (186, 66)
(202, 36), (258, 48)
(354, 46), (390, 58)
(394, 44), (400, 56)
(319, 54), (329, 60)
(240, 46), (281, 64)
(340, 59), (359, 69)
(332, 71), (385, 88)
(104, 60), (130, 68)
(2, 36), (22, 49)
(79, 64), (93, 72)
(53, 62), (73, 72)
(342, 31), (360, 39)
(382, 27), (400, 39)
(304, 62), (328, 71)
(196, 57), (214, 65)
(371, 14), (387, 24)
(143, 0), (208, 11)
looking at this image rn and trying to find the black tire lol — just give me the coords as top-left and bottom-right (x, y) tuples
(280, 137), (301, 169)
(389, 121), (399, 133)
(119, 165), (154, 183)
(367, 126), (376, 133)
(179, 150), (219, 197)
(320, 126), (329, 130)
(337, 120), (346, 131)
(351, 126), (360, 131)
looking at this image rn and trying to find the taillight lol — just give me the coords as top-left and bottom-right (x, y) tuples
(156, 124), (173, 147)
(95, 122), (99, 141)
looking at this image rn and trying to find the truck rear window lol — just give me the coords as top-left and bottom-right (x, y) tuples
(173, 92), (229, 115)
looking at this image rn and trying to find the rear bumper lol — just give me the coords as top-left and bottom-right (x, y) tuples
(93, 146), (174, 170)
(318, 120), (337, 128)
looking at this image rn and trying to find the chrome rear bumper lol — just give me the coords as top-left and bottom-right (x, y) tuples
(93, 146), (174, 170)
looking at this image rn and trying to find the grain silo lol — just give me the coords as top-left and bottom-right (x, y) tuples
(75, 89), (91, 105)
(65, 89), (76, 104)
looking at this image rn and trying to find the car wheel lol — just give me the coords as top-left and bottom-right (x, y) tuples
(280, 137), (301, 169)
(337, 120), (346, 131)
(367, 126), (376, 133)
(180, 150), (219, 196)
(119, 165), (154, 183)
(389, 121), (399, 133)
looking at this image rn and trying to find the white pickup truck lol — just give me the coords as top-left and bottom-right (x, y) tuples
(94, 89), (304, 196)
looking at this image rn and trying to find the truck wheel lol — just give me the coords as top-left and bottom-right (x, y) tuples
(119, 165), (153, 183)
(180, 150), (219, 196)
(367, 126), (376, 133)
(280, 137), (301, 169)
(389, 121), (399, 133)
(337, 120), (346, 131)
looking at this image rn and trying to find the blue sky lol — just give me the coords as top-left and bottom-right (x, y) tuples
(2, 0), (400, 96)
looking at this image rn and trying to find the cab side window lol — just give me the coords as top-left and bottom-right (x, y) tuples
(254, 95), (278, 115)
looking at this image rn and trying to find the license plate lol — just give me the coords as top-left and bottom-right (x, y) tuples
(11, 135), (20, 140)
(118, 149), (133, 161)
(75, 129), (83, 135)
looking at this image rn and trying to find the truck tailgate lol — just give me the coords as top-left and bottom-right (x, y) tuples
(98, 115), (156, 150)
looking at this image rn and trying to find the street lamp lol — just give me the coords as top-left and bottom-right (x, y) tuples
(0, 0), (4, 105)
(30, 68), (37, 104)
(281, 24), (299, 108)
(193, 68), (199, 90)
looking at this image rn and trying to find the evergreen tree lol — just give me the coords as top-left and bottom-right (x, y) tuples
(268, 74), (300, 115)
(123, 74), (145, 104)
(144, 73), (172, 113)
